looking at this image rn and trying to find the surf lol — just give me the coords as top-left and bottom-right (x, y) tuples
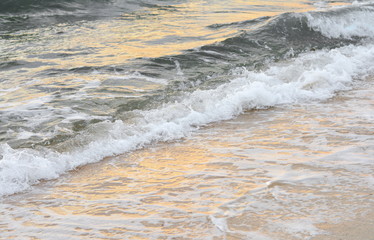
(1, 1), (374, 197)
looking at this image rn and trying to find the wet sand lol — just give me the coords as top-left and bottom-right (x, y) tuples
(1, 78), (373, 239)
(313, 209), (374, 240)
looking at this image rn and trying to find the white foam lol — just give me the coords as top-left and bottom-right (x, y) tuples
(305, 3), (374, 38)
(1, 42), (373, 197)
(272, 219), (323, 237)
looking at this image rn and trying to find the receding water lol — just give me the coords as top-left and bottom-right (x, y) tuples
(0, 0), (373, 239)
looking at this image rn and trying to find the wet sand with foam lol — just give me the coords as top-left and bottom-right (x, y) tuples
(0, 77), (373, 239)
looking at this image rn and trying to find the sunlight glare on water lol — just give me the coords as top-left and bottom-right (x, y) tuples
(0, 0), (374, 239)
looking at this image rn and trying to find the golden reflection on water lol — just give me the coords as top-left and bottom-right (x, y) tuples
(27, 102), (368, 239)
(2, 1), (367, 238)
(44, 105), (344, 221)
(2, 85), (374, 239)
(1, 0), (320, 110)
(47, 141), (260, 218)
(22, 0), (314, 70)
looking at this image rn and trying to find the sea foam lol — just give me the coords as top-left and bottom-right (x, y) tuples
(1, 5), (374, 197)
(305, 3), (374, 38)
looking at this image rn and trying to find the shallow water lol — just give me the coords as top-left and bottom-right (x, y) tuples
(1, 78), (373, 239)
(1, 0), (374, 238)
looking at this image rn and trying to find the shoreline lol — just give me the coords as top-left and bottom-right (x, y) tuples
(314, 208), (374, 240)
(1, 77), (374, 239)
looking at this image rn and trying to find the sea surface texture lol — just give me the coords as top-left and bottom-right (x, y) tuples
(0, 0), (373, 239)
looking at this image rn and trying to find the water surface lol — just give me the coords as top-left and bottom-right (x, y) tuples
(0, 0), (374, 238)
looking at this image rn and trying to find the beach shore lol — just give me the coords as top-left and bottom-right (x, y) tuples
(1, 76), (373, 239)
(314, 209), (374, 240)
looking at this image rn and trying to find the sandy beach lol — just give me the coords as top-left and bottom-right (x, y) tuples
(314, 210), (374, 240)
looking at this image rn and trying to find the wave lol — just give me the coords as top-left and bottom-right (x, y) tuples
(0, 0), (124, 14)
(207, 2), (374, 56)
(1, 3), (374, 197)
(305, 2), (374, 38)
(150, 2), (374, 83)
(0, 0), (182, 16)
(0, 0), (180, 32)
(0, 0), (103, 32)
(1, 42), (374, 196)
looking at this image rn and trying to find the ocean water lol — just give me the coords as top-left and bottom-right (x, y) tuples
(0, 0), (373, 239)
